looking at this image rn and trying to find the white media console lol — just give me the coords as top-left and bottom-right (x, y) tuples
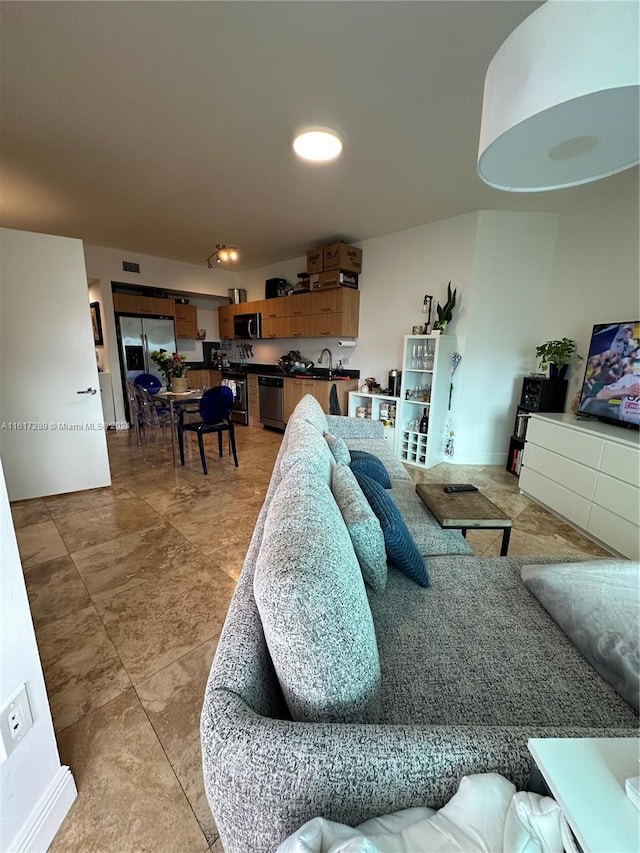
(519, 413), (639, 560)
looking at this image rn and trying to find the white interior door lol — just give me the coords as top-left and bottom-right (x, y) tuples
(0, 228), (111, 500)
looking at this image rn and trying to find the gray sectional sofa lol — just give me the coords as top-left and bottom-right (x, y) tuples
(201, 395), (638, 853)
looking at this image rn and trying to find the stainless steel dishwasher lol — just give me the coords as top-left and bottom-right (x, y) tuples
(258, 375), (285, 430)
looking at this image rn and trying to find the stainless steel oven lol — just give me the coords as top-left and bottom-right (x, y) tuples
(220, 372), (248, 425)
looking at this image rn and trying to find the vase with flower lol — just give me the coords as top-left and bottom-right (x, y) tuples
(150, 349), (189, 391)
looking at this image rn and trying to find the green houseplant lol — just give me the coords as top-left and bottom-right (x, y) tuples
(433, 282), (457, 332)
(535, 338), (582, 379)
(150, 349), (189, 390)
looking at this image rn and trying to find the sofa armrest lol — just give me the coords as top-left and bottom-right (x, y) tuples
(202, 689), (637, 853)
(326, 414), (385, 439)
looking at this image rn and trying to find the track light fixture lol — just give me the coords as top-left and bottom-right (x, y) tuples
(207, 244), (239, 268)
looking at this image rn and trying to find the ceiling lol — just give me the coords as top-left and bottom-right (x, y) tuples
(1, 0), (632, 272)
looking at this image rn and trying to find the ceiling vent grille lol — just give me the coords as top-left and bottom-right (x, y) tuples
(122, 261), (140, 273)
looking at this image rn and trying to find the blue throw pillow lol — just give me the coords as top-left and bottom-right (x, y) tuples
(353, 470), (430, 588)
(349, 450), (392, 489)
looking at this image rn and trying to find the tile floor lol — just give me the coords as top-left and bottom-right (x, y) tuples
(12, 425), (610, 852)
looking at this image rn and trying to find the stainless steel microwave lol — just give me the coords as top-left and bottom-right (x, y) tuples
(233, 312), (262, 339)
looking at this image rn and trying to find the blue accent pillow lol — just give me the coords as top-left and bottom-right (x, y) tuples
(353, 470), (430, 588)
(349, 450), (392, 489)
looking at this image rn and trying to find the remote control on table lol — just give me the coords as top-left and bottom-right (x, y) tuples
(443, 484), (478, 493)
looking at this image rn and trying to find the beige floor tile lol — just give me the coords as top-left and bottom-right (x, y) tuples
(210, 839), (225, 852)
(43, 481), (135, 518)
(137, 638), (220, 845)
(144, 484), (240, 518)
(10, 497), (51, 528)
(36, 604), (131, 731)
(51, 690), (208, 853)
(15, 519), (68, 568)
(24, 555), (92, 628)
(170, 508), (256, 551)
(95, 562), (235, 684)
(464, 528), (503, 556)
(71, 523), (206, 602)
(481, 526), (602, 558)
(53, 497), (163, 552)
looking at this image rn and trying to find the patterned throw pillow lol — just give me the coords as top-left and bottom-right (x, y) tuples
(353, 470), (430, 588)
(331, 463), (387, 592)
(349, 449), (392, 489)
(324, 431), (351, 465)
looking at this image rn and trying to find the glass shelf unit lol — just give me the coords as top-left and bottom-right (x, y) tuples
(348, 391), (399, 446)
(397, 334), (456, 469)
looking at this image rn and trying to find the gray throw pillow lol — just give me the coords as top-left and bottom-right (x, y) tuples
(254, 461), (381, 723)
(324, 431), (351, 465)
(332, 463), (387, 593)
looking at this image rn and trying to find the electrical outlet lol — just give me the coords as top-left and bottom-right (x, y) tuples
(0, 683), (34, 761)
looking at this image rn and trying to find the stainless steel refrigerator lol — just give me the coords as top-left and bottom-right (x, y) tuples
(119, 315), (177, 387)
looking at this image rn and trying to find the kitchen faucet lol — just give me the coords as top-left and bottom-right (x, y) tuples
(319, 348), (333, 379)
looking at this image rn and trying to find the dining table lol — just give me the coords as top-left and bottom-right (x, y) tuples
(156, 389), (203, 467)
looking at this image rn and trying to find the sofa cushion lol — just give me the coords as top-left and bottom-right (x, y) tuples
(354, 470), (429, 588)
(342, 438), (412, 481)
(371, 556), (639, 728)
(294, 393), (329, 434)
(350, 450), (392, 489)
(331, 463), (387, 593)
(324, 432), (351, 465)
(280, 417), (333, 485)
(390, 481), (473, 556)
(254, 462), (381, 723)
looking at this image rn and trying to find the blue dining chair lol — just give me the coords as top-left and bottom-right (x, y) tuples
(134, 373), (162, 394)
(177, 385), (238, 474)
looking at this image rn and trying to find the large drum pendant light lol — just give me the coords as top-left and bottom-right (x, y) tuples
(477, 0), (639, 192)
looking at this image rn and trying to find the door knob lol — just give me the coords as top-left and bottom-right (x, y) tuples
(77, 388), (97, 395)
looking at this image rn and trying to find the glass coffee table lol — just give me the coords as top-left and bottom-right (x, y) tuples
(415, 483), (512, 555)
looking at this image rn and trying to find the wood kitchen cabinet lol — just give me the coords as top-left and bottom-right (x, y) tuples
(175, 303), (198, 338)
(113, 293), (175, 317)
(247, 374), (260, 427)
(220, 289), (359, 340)
(187, 369), (212, 391)
(309, 289), (359, 337)
(218, 304), (235, 340)
(283, 378), (358, 423)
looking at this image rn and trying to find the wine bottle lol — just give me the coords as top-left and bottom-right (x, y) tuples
(419, 408), (429, 434)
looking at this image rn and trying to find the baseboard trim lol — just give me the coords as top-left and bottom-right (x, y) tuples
(12, 765), (77, 853)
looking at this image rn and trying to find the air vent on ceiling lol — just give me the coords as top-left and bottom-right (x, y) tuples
(122, 261), (140, 273)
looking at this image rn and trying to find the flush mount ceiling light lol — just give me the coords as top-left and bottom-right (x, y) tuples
(207, 244), (239, 268)
(292, 127), (343, 162)
(477, 0), (639, 192)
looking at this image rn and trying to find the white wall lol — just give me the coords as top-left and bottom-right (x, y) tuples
(544, 169), (640, 407)
(453, 211), (559, 464)
(236, 216), (479, 381)
(0, 462), (76, 852)
(83, 244), (239, 422)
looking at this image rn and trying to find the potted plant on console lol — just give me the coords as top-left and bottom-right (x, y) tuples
(151, 349), (190, 392)
(535, 338), (582, 380)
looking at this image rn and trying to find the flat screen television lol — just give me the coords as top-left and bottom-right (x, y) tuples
(577, 321), (640, 429)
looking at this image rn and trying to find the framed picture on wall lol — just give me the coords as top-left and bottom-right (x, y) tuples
(90, 301), (104, 346)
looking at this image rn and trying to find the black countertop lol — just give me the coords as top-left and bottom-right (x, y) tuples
(185, 361), (360, 381)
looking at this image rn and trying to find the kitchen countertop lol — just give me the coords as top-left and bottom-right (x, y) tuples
(186, 362), (359, 381)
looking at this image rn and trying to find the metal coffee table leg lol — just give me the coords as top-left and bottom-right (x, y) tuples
(501, 527), (511, 556)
